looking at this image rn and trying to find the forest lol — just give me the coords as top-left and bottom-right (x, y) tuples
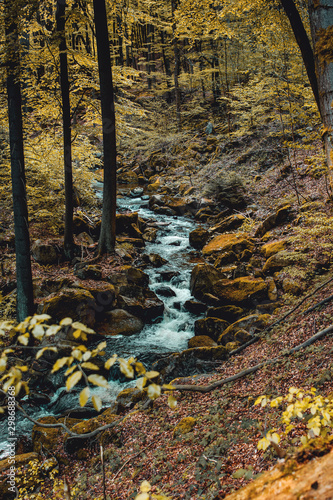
(1, 0), (333, 498)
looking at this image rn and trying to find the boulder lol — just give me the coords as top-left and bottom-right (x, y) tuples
(202, 233), (254, 258)
(74, 265), (102, 280)
(116, 387), (145, 411)
(117, 287), (164, 322)
(158, 271), (180, 282)
(31, 240), (58, 264)
(155, 285), (176, 297)
(210, 174), (247, 209)
(189, 227), (209, 250)
(38, 288), (97, 327)
(116, 212), (139, 234)
(282, 278), (304, 296)
(212, 277), (268, 306)
(210, 214), (246, 234)
(194, 317), (230, 342)
(217, 314), (270, 340)
(190, 263), (223, 301)
(261, 239), (287, 258)
(147, 253), (168, 267)
(73, 215), (92, 235)
(262, 250), (306, 274)
(184, 300), (207, 315)
(121, 266), (149, 287)
(143, 228), (158, 242)
(255, 205), (291, 238)
(206, 305), (244, 323)
(79, 283), (115, 312)
(214, 251), (238, 268)
(103, 309), (144, 336)
(218, 328), (252, 346)
(117, 170), (138, 184)
(181, 345), (229, 361)
(188, 336), (217, 348)
(173, 417), (196, 437)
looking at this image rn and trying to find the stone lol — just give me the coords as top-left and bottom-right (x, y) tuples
(31, 240), (58, 264)
(255, 205), (291, 238)
(73, 215), (92, 235)
(116, 388), (144, 411)
(148, 253), (168, 267)
(194, 317), (230, 342)
(202, 233), (254, 258)
(158, 270), (180, 282)
(116, 212), (139, 234)
(155, 285), (176, 297)
(38, 288), (97, 327)
(213, 277), (268, 306)
(190, 263), (223, 301)
(188, 336), (217, 348)
(143, 228), (158, 242)
(184, 300), (207, 315)
(74, 265), (102, 280)
(117, 288), (164, 322)
(266, 277), (278, 301)
(218, 314), (270, 340)
(103, 309), (144, 336)
(189, 227), (209, 250)
(218, 328), (252, 346)
(214, 251), (238, 268)
(213, 175), (247, 209)
(206, 305), (244, 322)
(225, 341), (241, 351)
(262, 251), (306, 274)
(117, 170), (138, 184)
(210, 214), (246, 234)
(282, 278), (304, 296)
(180, 346), (229, 361)
(261, 239), (287, 258)
(122, 266), (149, 287)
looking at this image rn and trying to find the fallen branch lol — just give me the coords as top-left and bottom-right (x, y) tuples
(171, 324), (333, 393)
(112, 440), (156, 480)
(303, 294), (333, 315)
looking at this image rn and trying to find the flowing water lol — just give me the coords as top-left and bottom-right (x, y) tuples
(0, 189), (202, 458)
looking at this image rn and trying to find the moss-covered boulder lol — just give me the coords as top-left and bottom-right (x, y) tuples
(255, 205), (292, 238)
(78, 283), (115, 312)
(103, 309), (144, 336)
(212, 277), (268, 306)
(217, 314), (270, 345)
(116, 388), (145, 411)
(188, 335), (217, 348)
(117, 287), (164, 322)
(190, 263), (223, 301)
(32, 416), (80, 454)
(31, 240), (58, 264)
(282, 278), (304, 296)
(189, 227), (209, 249)
(180, 346), (228, 361)
(214, 251), (238, 268)
(262, 250), (306, 274)
(194, 317), (230, 342)
(202, 233), (254, 258)
(218, 328), (252, 346)
(210, 214), (246, 234)
(38, 288), (97, 327)
(261, 239), (287, 258)
(206, 305), (244, 322)
(74, 265), (102, 280)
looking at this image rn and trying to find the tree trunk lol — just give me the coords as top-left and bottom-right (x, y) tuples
(171, 0), (181, 132)
(5, 0), (34, 321)
(280, 0), (321, 112)
(93, 0), (117, 254)
(56, 0), (74, 256)
(308, 0), (333, 188)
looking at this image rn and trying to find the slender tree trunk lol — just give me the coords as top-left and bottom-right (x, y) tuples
(308, 0), (333, 188)
(280, 0), (320, 111)
(93, 0), (117, 254)
(56, 0), (74, 256)
(5, 0), (34, 321)
(171, 0), (181, 131)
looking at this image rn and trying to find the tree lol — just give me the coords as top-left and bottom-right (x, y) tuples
(93, 0), (117, 255)
(56, 0), (74, 256)
(5, 0), (34, 322)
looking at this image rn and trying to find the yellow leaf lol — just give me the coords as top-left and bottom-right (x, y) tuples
(140, 481), (151, 493)
(87, 374), (108, 388)
(119, 359), (134, 379)
(73, 329), (82, 339)
(105, 354), (117, 370)
(134, 362), (146, 376)
(92, 394), (102, 412)
(65, 365), (77, 376)
(168, 394), (177, 409)
(72, 322), (95, 334)
(270, 433), (280, 445)
(145, 371), (159, 379)
(18, 333), (29, 345)
(257, 437), (270, 451)
(52, 357), (70, 373)
(79, 387), (90, 407)
(136, 377), (147, 391)
(60, 318), (73, 326)
(147, 384), (161, 400)
(135, 494), (149, 500)
(31, 324), (45, 340)
(36, 347), (57, 360)
(66, 371), (82, 391)
(96, 341), (107, 351)
(81, 362), (99, 371)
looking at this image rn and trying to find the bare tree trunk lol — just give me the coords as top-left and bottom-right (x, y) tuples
(56, 0), (74, 256)
(93, 0), (117, 254)
(308, 0), (333, 188)
(5, 0), (34, 321)
(171, 0), (181, 132)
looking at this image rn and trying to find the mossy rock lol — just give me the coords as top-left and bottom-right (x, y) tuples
(103, 308), (144, 336)
(206, 305), (244, 322)
(261, 239), (288, 258)
(217, 314), (270, 343)
(74, 265), (102, 280)
(78, 283), (115, 312)
(255, 205), (291, 238)
(194, 317), (230, 342)
(32, 416), (80, 453)
(190, 263), (223, 301)
(173, 417), (196, 437)
(218, 328), (252, 346)
(38, 288), (97, 327)
(213, 277), (268, 305)
(189, 227), (209, 250)
(225, 341), (241, 351)
(282, 278), (304, 296)
(188, 335), (217, 348)
(210, 214), (246, 234)
(262, 250), (306, 274)
(180, 346), (228, 361)
(202, 233), (254, 257)
(214, 251), (238, 268)
(116, 387), (144, 411)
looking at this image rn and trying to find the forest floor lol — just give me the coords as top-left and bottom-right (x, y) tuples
(1, 100), (333, 499)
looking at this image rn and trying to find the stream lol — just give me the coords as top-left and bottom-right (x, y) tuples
(0, 188), (202, 458)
